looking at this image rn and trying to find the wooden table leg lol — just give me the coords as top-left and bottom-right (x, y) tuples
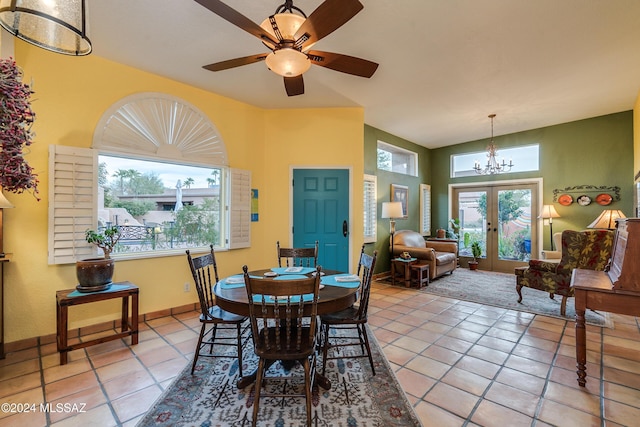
(391, 260), (396, 286)
(57, 302), (68, 365)
(404, 262), (413, 287)
(121, 295), (129, 333)
(575, 290), (587, 387)
(131, 291), (139, 345)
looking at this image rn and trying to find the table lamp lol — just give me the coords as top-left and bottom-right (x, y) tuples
(0, 191), (14, 257)
(539, 205), (560, 250)
(381, 202), (404, 258)
(587, 209), (626, 230)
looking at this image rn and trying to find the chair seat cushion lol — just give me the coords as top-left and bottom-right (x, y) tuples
(320, 306), (361, 323)
(434, 251), (457, 266)
(202, 305), (246, 323)
(254, 326), (316, 360)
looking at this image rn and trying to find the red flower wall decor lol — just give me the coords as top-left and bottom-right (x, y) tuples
(0, 58), (38, 200)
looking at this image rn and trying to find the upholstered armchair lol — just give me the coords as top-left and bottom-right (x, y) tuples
(515, 229), (614, 315)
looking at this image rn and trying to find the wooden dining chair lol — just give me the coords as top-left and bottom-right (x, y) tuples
(319, 247), (378, 376)
(186, 245), (248, 375)
(243, 265), (321, 427)
(276, 240), (319, 267)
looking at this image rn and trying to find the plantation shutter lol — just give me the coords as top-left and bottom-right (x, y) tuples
(419, 183), (431, 236)
(48, 145), (98, 264)
(363, 174), (377, 243)
(228, 168), (251, 249)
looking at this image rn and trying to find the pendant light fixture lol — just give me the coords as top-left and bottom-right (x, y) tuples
(473, 114), (513, 175)
(0, 0), (92, 56)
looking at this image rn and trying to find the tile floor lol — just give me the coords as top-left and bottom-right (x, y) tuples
(1, 279), (640, 426)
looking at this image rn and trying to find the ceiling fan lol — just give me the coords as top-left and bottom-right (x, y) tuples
(194, 0), (379, 96)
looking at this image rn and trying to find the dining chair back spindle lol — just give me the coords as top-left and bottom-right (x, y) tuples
(276, 240), (319, 267)
(320, 245), (378, 375)
(186, 245), (248, 375)
(243, 264), (322, 427)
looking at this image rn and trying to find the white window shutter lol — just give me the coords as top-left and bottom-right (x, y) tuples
(228, 168), (251, 249)
(420, 183), (431, 236)
(363, 174), (377, 243)
(48, 145), (98, 264)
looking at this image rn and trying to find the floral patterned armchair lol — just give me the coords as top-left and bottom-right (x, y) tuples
(515, 229), (614, 315)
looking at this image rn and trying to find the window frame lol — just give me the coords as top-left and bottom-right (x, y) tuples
(48, 93), (251, 265)
(377, 141), (418, 177)
(450, 144), (540, 178)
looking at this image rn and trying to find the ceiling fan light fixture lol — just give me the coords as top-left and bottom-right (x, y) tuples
(265, 48), (310, 77)
(260, 13), (304, 41)
(0, 0), (91, 56)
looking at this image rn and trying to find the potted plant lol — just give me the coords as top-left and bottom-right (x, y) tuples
(469, 241), (482, 270)
(76, 226), (121, 292)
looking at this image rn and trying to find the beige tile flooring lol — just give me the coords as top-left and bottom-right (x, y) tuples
(2, 279), (640, 426)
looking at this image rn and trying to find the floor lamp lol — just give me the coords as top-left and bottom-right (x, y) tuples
(539, 205), (560, 250)
(381, 202), (404, 258)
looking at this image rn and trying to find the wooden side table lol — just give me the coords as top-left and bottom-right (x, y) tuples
(56, 281), (139, 365)
(391, 258), (417, 287)
(410, 263), (430, 288)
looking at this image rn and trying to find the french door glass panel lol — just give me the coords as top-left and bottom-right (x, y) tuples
(454, 183), (537, 272)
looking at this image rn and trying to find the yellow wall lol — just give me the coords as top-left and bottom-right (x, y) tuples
(4, 41), (365, 344)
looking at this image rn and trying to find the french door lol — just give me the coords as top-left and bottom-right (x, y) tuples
(453, 183), (538, 273)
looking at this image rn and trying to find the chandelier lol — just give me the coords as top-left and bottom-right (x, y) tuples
(473, 114), (513, 175)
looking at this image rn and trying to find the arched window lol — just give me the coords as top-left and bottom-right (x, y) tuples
(48, 93), (250, 264)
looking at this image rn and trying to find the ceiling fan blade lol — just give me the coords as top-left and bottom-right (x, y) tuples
(194, 0), (279, 46)
(294, 0), (363, 48)
(203, 54), (268, 72)
(284, 75), (304, 96)
(307, 50), (378, 78)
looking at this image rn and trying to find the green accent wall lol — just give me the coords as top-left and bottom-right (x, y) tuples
(365, 111), (634, 274)
(432, 111), (633, 250)
(364, 125), (431, 272)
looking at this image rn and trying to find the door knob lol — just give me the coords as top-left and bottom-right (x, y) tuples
(343, 220), (349, 237)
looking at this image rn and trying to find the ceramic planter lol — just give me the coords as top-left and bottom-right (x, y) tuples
(76, 258), (114, 292)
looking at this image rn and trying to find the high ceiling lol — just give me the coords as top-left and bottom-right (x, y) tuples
(87, 0), (640, 149)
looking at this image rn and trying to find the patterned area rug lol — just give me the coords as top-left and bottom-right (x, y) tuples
(137, 325), (421, 427)
(412, 268), (611, 327)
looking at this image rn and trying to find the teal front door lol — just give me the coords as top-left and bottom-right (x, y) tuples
(293, 169), (350, 272)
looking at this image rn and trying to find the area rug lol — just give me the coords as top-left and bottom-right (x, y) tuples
(411, 268), (611, 327)
(137, 325), (421, 427)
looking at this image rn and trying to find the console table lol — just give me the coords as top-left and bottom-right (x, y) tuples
(56, 281), (139, 365)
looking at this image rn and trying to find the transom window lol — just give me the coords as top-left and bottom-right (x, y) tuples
(451, 144), (539, 178)
(377, 141), (418, 176)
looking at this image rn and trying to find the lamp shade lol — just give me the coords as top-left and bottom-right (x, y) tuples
(0, 0), (92, 56)
(538, 205), (560, 219)
(381, 201), (403, 219)
(0, 191), (14, 209)
(587, 209), (626, 230)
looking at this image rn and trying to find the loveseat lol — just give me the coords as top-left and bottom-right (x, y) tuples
(391, 230), (458, 280)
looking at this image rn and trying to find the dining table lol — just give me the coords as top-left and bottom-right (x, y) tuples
(213, 266), (361, 389)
